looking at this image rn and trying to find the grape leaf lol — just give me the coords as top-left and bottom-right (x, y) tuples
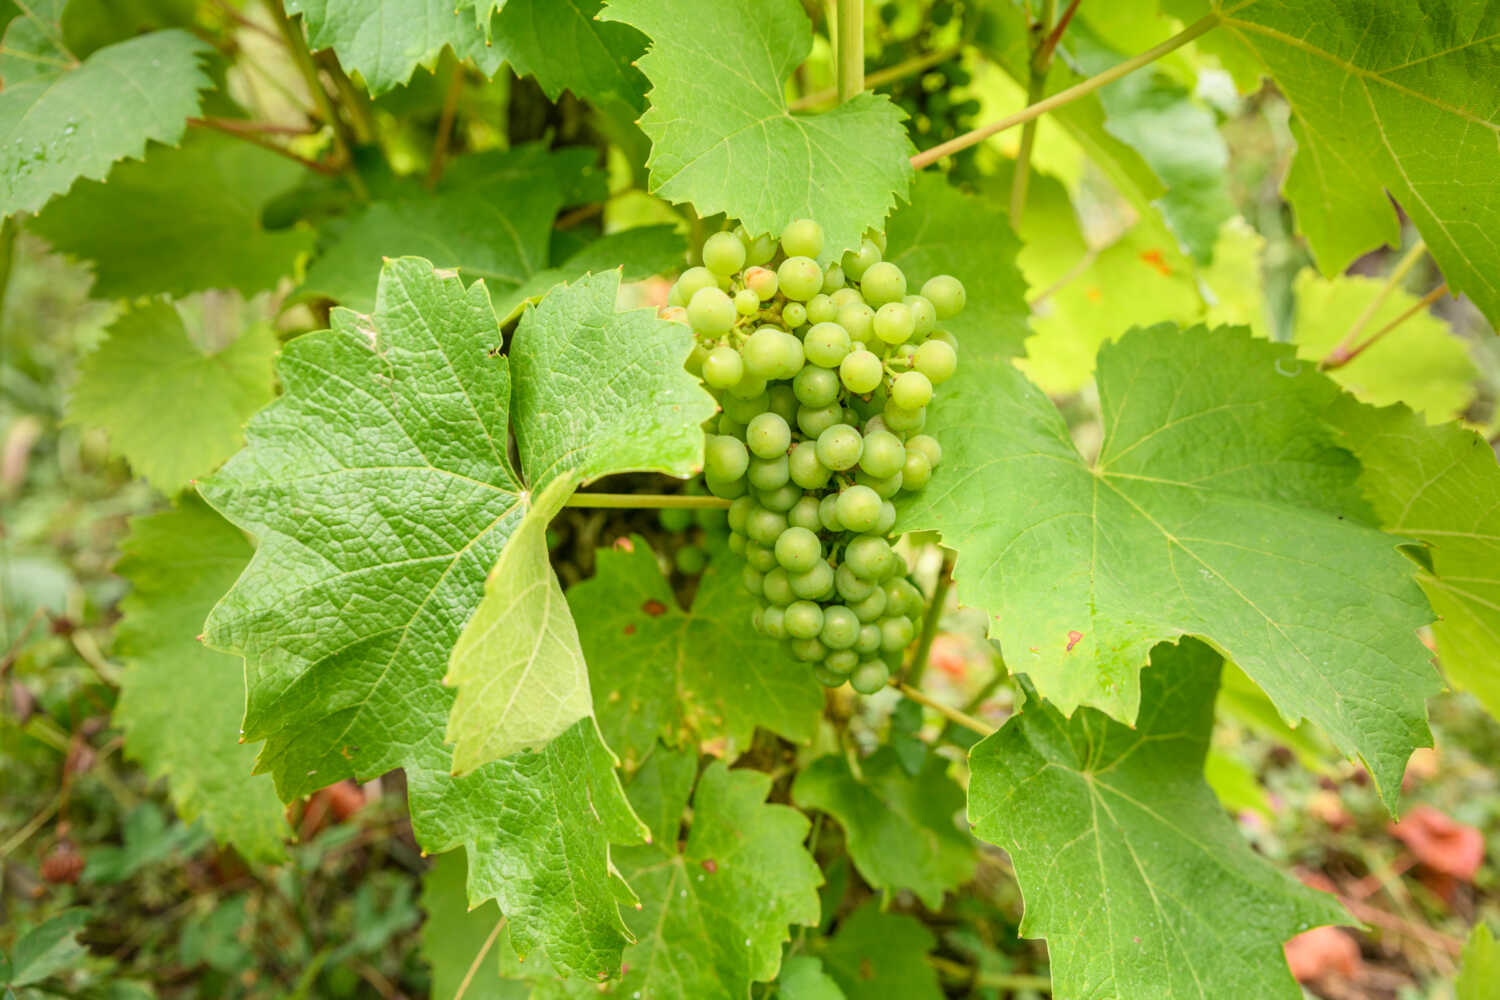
(31, 134), (314, 299)
(569, 536), (824, 772)
(0, 27), (210, 216)
(897, 323), (1439, 805)
(286, 0), (499, 95)
(0, 0), (66, 86)
(1182, 0), (1500, 326)
(883, 173), (1030, 358)
(114, 501), (289, 862)
(1458, 923), (1500, 1000)
(1325, 398), (1500, 723)
(475, 0), (648, 116)
(1288, 269), (1475, 421)
(67, 300), (278, 495)
(200, 258), (705, 977)
(600, 0), (914, 255)
(58, 0), (198, 59)
(419, 851), (527, 1000)
(820, 905), (944, 1000)
(778, 956), (846, 1000)
(968, 639), (1347, 998)
(792, 748), (974, 910)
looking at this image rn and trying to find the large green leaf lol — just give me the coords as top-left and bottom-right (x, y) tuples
(0, 27), (211, 216)
(114, 501), (290, 862)
(898, 323), (1439, 805)
(31, 134), (314, 299)
(67, 300), (278, 495)
(968, 639), (1346, 998)
(777, 956), (846, 1000)
(792, 749), (974, 910)
(419, 851), (527, 1000)
(820, 905), (944, 1000)
(1181, 0), (1500, 326)
(569, 537), (824, 772)
(600, 0), (914, 255)
(478, 0), (648, 116)
(1326, 398), (1500, 722)
(285, 0), (499, 95)
(199, 258), (725, 977)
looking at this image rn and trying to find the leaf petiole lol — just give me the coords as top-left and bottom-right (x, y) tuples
(563, 492), (731, 510)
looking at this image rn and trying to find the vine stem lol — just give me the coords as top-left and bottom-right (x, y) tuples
(790, 45), (961, 111)
(911, 12), (1219, 169)
(1320, 239), (1428, 368)
(835, 0), (864, 105)
(893, 681), (994, 738)
(563, 493), (731, 510)
(425, 62), (464, 189)
(187, 117), (338, 175)
(904, 548), (956, 688)
(1009, 0), (1055, 224)
(453, 918), (508, 1000)
(264, 0), (367, 199)
(1324, 282), (1450, 371)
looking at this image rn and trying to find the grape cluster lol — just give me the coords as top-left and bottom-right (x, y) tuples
(663, 220), (964, 694)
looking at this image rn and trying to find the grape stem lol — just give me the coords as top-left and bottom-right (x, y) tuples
(187, 117), (339, 175)
(892, 680), (994, 738)
(265, 0), (368, 199)
(904, 547), (956, 688)
(425, 61), (465, 189)
(563, 493), (731, 510)
(453, 917), (508, 1000)
(835, 0), (864, 105)
(1320, 239), (1429, 368)
(1323, 282), (1450, 371)
(790, 45), (962, 111)
(910, 12), (1219, 169)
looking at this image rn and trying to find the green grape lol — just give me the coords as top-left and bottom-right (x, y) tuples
(688, 287), (736, 334)
(784, 600), (825, 639)
(856, 468), (903, 500)
(884, 579), (923, 618)
(805, 293), (837, 325)
(781, 218), (824, 258)
(860, 261), (907, 306)
(686, 342), (709, 378)
(788, 495), (823, 531)
(757, 482), (800, 512)
(782, 301), (808, 328)
(859, 430), (906, 479)
(796, 402), (843, 439)
(927, 329), (958, 349)
(902, 451), (932, 490)
(675, 265), (718, 303)
(793, 365), (841, 407)
(914, 339), (956, 384)
(706, 472), (746, 499)
(727, 531), (746, 554)
(695, 505), (727, 532)
(728, 496), (756, 533)
(891, 370), (933, 410)
(836, 561), (875, 601)
(746, 507), (788, 546)
(746, 541), (777, 572)
(819, 605), (860, 650)
(841, 238), (882, 281)
(893, 343), (917, 366)
(791, 637), (828, 662)
(818, 493), (843, 532)
(789, 560), (835, 600)
(723, 392), (767, 424)
(873, 302), (915, 345)
(883, 401), (925, 434)
(703, 230), (747, 275)
(768, 384), (798, 423)
(761, 605), (787, 638)
(744, 265), (778, 300)
(842, 405), (862, 427)
(660, 507), (693, 532)
(705, 435), (749, 480)
(668, 281), (686, 307)
(813, 664), (847, 687)
(774, 526), (822, 573)
(763, 567), (795, 606)
(904, 294), (937, 338)
(741, 565), (764, 596)
(829, 287), (863, 310)
(702, 346), (744, 389)
(821, 262), (847, 293)
(789, 441), (832, 489)
(675, 544), (708, 575)
(854, 624), (882, 655)
(727, 367), (769, 398)
(835, 484), (882, 532)
(921, 274), (966, 319)
(734, 288), (760, 315)
(850, 660), (890, 694)
(845, 535), (893, 580)
(874, 500), (897, 535)
(737, 226), (776, 266)
(863, 413), (888, 434)
(746, 412), (791, 459)
(816, 424), (863, 471)
(837, 302), (875, 342)
(880, 615), (915, 653)
(804, 322), (853, 368)
(778, 256), (824, 301)
(907, 434), (942, 467)
(748, 455), (790, 491)
(742, 327), (804, 380)
(840, 349), (883, 394)
(850, 587), (888, 623)
(824, 649), (859, 676)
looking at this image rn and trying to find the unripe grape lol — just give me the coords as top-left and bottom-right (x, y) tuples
(796, 402), (843, 439)
(850, 660), (890, 694)
(874, 500), (897, 535)
(840, 349), (883, 394)
(705, 434), (749, 480)
(789, 560), (835, 599)
(927, 329), (958, 349)
(688, 286), (736, 334)
(836, 484), (882, 532)
(745, 541), (777, 572)
(841, 238), (882, 281)
(788, 495), (823, 531)
(856, 468), (903, 500)
(820, 605), (861, 650)
(703, 230), (747, 275)
(850, 586), (888, 622)
(821, 262), (847, 293)
(702, 346), (744, 388)
(902, 451), (932, 490)
(816, 424), (863, 471)
(824, 649), (859, 676)
(829, 287), (863, 309)
(880, 615), (916, 654)
(760, 605), (787, 638)
(789, 441), (832, 489)
(675, 265), (717, 303)
(775, 526), (822, 573)
(904, 294), (937, 338)
(743, 327), (804, 379)
(660, 506), (693, 532)
(884, 579), (923, 618)
(791, 636), (827, 662)
(728, 496), (756, 533)
(921, 274), (966, 318)
(728, 371), (768, 400)
(837, 302), (875, 342)
(818, 493), (843, 532)
(744, 265), (778, 300)
(780, 218), (825, 259)
(860, 261), (907, 306)
(873, 302), (915, 344)
(813, 664), (848, 686)
(728, 532), (746, 555)
(805, 293), (837, 325)
(883, 401), (925, 433)
(675, 545), (708, 575)
(914, 339), (956, 384)
(736, 226), (776, 266)
(746, 412), (791, 459)
(768, 384), (797, 423)
(705, 472), (746, 499)
(742, 565), (764, 596)
(734, 289), (759, 315)
(762, 567), (794, 606)
(757, 482), (800, 512)
(778, 256), (824, 301)
(804, 322), (853, 368)
(783, 301), (808, 328)
(907, 434), (942, 467)
(855, 624), (881, 654)
(721, 394), (763, 426)
(746, 506), (788, 546)
(793, 365), (841, 407)
(845, 535), (893, 580)
(748, 454), (790, 491)
(860, 430), (906, 479)
(891, 370), (933, 410)
(836, 561), (875, 601)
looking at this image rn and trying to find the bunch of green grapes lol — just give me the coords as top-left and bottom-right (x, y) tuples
(663, 219), (964, 694)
